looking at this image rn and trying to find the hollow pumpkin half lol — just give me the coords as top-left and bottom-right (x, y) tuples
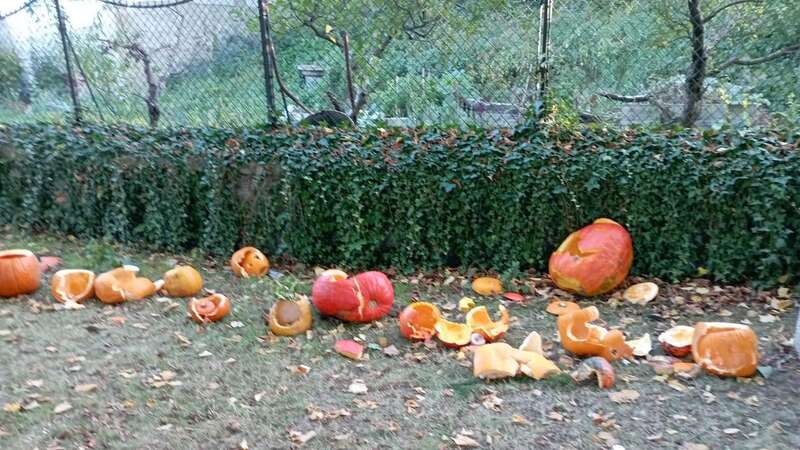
(399, 302), (441, 340)
(435, 319), (472, 348)
(94, 266), (161, 304)
(269, 296), (313, 336)
(692, 322), (759, 377)
(466, 305), (510, 341)
(51, 269), (95, 303)
(189, 293), (232, 324)
(230, 247), (269, 278)
(558, 306), (633, 361)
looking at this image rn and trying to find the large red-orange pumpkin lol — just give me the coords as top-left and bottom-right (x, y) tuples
(549, 218), (633, 296)
(311, 270), (394, 322)
(0, 249), (41, 297)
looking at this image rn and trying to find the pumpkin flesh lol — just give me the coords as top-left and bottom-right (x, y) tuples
(188, 294), (231, 323)
(558, 306), (633, 360)
(51, 269), (95, 303)
(230, 247), (269, 278)
(268, 296), (313, 336)
(399, 302), (441, 340)
(94, 266), (159, 304)
(465, 305), (510, 341)
(692, 322), (759, 377)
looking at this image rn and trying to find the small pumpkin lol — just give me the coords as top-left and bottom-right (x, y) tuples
(161, 265), (203, 297)
(268, 296), (313, 336)
(94, 266), (160, 304)
(472, 277), (503, 296)
(557, 306), (633, 361)
(549, 218), (633, 296)
(230, 247), (269, 278)
(692, 322), (759, 377)
(398, 302), (441, 340)
(311, 270), (394, 322)
(188, 293), (231, 323)
(0, 249), (41, 297)
(570, 356), (615, 389)
(465, 305), (509, 341)
(51, 269), (95, 303)
(658, 325), (694, 357)
(434, 319), (472, 348)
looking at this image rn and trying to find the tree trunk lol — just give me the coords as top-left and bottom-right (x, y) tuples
(683, 0), (707, 127)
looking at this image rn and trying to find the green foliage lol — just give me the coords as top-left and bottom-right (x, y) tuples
(0, 123), (798, 286)
(0, 51), (23, 100)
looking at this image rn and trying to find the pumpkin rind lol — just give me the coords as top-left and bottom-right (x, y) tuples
(311, 270), (394, 322)
(546, 300), (580, 316)
(623, 282), (659, 304)
(50, 269), (95, 303)
(557, 306), (633, 360)
(399, 302), (441, 340)
(162, 265), (203, 297)
(268, 296), (313, 336)
(571, 356), (616, 389)
(549, 218), (633, 296)
(230, 247), (269, 278)
(473, 343), (520, 379)
(472, 277), (503, 296)
(465, 305), (510, 341)
(94, 266), (158, 304)
(658, 325), (695, 357)
(0, 249), (41, 297)
(435, 319), (472, 348)
(692, 322), (759, 377)
(188, 293), (231, 323)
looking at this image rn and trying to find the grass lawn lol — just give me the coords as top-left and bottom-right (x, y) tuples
(1, 228), (798, 450)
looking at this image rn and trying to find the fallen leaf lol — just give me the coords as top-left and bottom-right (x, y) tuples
(110, 316), (127, 326)
(452, 433), (480, 447)
(230, 321), (245, 328)
(347, 379), (368, 394)
(609, 389), (640, 404)
(3, 403), (21, 413)
(723, 428), (740, 435)
(667, 379), (688, 392)
(74, 383), (98, 393)
(382, 345), (400, 356)
(759, 314), (778, 323)
(625, 334), (651, 357)
(26, 379), (44, 388)
(198, 351), (213, 358)
(287, 365), (311, 375)
(53, 402), (72, 414)
(511, 414), (529, 425)
(777, 287), (790, 298)
(174, 332), (192, 346)
(548, 411), (564, 421)
(288, 429), (317, 446)
(159, 370), (176, 381)
(480, 393), (503, 412)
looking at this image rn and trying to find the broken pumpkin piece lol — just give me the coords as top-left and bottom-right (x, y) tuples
(518, 352), (561, 380)
(334, 339), (364, 360)
(188, 294), (231, 324)
(557, 306), (633, 361)
(458, 297), (476, 313)
(160, 265), (203, 297)
(268, 296), (313, 336)
(625, 333), (652, 357)
(658, 325), (694, 358)
(570, 356), (615, 389)
(399, 302), (441, 340)
(472, 277), (503, 296)
(502, 292), (525, 302)
(435, 319), (472, 348)
(50, 269), (95, 303)
(465, 305), (509, 341)
(94, 266), (160, 304)
(518, 331), (544, 355)
(473, 343), (520, 380)
(546, 300), (580, 316)
(692, 322), (759, 378)
(623, 282), (659, 305)
(230, 247), (269, 278)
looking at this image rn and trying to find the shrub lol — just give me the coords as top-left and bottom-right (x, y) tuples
(0, 51), (23, 100)
(0, 123), (797, 285)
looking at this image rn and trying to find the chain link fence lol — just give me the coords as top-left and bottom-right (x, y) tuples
(0, 0), (797, 129)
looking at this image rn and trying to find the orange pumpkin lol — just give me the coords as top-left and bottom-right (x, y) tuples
(161, 265), (203, 297)
(311, 270), (394, 322)
(658, 325), (694, 357)
(230, 247), (269, 278)
(188, 294), (231, 323)
(549, 218), (633, 296)
(0, 249), (41, 297)
(692, 322), (759, 377)
(472, 277), (503, 296)
(571, 356), (615, 389)
(557, 306), (633, 361)
(268, 296), (313, 336)
(434, 319), (472, 348)
(465, 305), (509, 341)
(94, 266), (160, 304)
(399, 302), (441, 340)
(50, 269), (95, 303)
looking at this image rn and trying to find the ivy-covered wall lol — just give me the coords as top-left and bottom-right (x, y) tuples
(1, 123), (798, 285)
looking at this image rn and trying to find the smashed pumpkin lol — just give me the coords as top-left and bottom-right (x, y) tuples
(0, 249), (41, 297)
(548, 218), (633, 296)
(94, 266), (160, 304)
(465, 305), (509, 341)
(188, 293), (231, 323)
(399, 302), (441, 340)
(658, 325), (694, 357)
(472, 277), (503, 296)
(546, 300), (580, 316)
(473, 343), (560, 380)
(51, 269), (95, 303)
(161, 265), (203, 297)
(623, 282), (659, 305)
(570, 356), (615, 389)
(435, 319), (472, 348)
(268, 296), (313, 336)
(230, 247), (269, 278)
(692, 322), (759, 377)
(557, 306), (633, 360)
(311, 270), (394, 322)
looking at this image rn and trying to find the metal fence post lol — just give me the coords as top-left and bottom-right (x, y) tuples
(257, 0), (277, 125)
(53, 0), (82, 124)
(536, 0), (554, 110)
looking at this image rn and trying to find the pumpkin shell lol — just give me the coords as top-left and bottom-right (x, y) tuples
(188, 294), (231, 323)
(94, 266), (159, 304)
(398, 302), (441, 340)
(658, 325), (694, 357)
(558, 306), (633, 361)
(230, 247), (269, 278)
(472, 277), (503, 296)
(311, 270), (394, 322)
(162, 265), (203, 297)
(50, 269), (95, 303)
(692, 322), (759, 377)
(434, 319), (472, 348)
(549, 218), (633, 296)
(0, 249), (41, 297)
(268, 296), (313, 336)
(473, 343), (520, 379)
(465, 305), (510, 341)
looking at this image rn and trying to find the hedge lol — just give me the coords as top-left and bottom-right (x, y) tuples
(1, 123), (798, 285)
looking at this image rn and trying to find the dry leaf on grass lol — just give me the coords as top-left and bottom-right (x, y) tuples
(289, 429), (317, 446)
(74, 384), (98, 393)
(480, 393), (503, 412)
(53, 402), (72, 414)
(382, 345), (400, 356)
(608, 389), (640, 404)
(452, 433), (480, 447)
(26, 379), (44, 388)
(347, 379), (368, 394)
(3, 403), (21, 413)
(286, 365), (311, 375)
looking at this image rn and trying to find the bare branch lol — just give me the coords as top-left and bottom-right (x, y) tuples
(326, 91), (344, 112)
(709, 43), (800, 76)
(287, 1), (342, 48)
(342, 32), (357, 117)
(598, 92), (651, 103)
(703, 0), (762, 24)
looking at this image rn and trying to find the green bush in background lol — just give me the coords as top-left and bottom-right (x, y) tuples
(0, 123), (797, 285)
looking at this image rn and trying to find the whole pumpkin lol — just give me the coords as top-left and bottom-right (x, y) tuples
(549, 218), (633, 296)
(0, 249), (41, 297)
(311, 270), (394, 322)
(162, 265), (203, 297)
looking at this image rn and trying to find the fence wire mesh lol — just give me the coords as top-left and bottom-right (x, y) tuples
(0, 0), (797, 129)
